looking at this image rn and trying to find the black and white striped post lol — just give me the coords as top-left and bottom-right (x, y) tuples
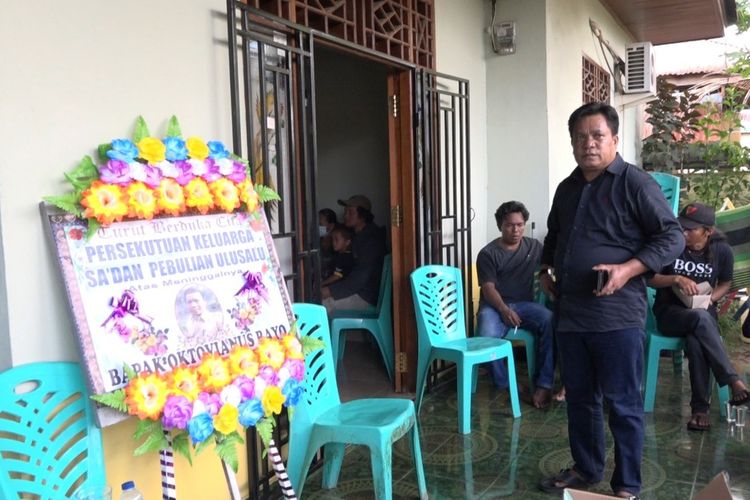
(160, 431), (177, 500)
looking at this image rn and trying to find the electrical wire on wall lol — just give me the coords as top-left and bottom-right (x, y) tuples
(589, 19), (626, 93)
(490, 0), (500, 53)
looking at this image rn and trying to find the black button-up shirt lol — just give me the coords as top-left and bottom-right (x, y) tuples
(542, 154), (684, 332)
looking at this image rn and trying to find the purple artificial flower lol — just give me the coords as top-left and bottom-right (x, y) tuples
(223, 160), (247, 183)
(198, 391), (222, 416)
(233, 375), (255, 401)
(163, 137), (188, 161)
(258, 365), (279, 386)
(282, 379), (304, 407)
(172, 160), (195, 186)
(201, 158), (223, 182)
(99, 160), (133, 186)
(283, 358), (305, 382)
(107, 139), (139, 162)
(187, 412), (214, 444)
(237, 398), (264, 427)
(208, 140), (231, 160)
(162, 395), (193, 430)
(129, 163), (162, 188)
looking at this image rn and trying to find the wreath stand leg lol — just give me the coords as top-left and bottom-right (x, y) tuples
(160, 430), (177, 499)
(268, 438), (297, 499)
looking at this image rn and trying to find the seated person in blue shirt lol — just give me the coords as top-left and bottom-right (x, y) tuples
(649, 202), (750, 431)
(476, 201), (555, 409)
(322, 224), (355, 287)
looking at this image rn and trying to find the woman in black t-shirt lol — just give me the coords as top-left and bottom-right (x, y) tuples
(650, 203), (750, 431)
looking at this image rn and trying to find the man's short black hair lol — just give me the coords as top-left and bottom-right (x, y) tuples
(568, 102), (619, 137)
(330, 224), (354, 241)
(495, 201), (529, 227)
(318, 208), (337, 225)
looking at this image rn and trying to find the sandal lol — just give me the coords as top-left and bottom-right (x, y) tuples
(729, 389), (750, 406)
(539, 468), (595, 493)
(686, 413), (711, 431)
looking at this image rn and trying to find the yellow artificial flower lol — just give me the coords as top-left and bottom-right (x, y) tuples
(261, 385), (285, 416)
(238, 179), (259, 212)
(197, 353), (232, 392)
(137, 137), (166, 164)
(258, 337), (285, 370)
(184, 178), (214, 214)
(125, 181), (159, 220)
(167, 366), (201, 401)
(81, 181), (128, 225)
(155, 178), (187, 216)
(210, 178), (241, 213)
(213, 403), (239, 435)
(227, 345), (260, 378)
(186, 137), (209, 160)
(281, 334), (304, 360)
(125, 373), (169, 420)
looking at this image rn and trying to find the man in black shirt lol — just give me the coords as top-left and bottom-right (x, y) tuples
(538, 103), (683, 499)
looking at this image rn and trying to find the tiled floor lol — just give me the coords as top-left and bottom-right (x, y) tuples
(301, 335), (750, 499)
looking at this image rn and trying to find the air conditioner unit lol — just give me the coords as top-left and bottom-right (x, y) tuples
(624, 42), (655, 94)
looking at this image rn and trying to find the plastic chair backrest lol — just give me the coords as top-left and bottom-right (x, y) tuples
(292, 303), (341, 423)
(377, 255), (393, 313)
(411, 265), (467, 345)
(650, 172), (680, 216)
(0, 362), (105, 499)
(645, 287), (658, 333)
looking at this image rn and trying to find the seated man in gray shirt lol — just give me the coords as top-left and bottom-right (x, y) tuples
(476, 201), (555, 409)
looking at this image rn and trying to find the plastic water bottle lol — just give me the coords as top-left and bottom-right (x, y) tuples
(119, 481), (144, 500)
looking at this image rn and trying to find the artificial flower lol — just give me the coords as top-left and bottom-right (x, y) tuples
(107, 139), (139, 163)
(237, 398), (264, 427)
(215, 158), (246, 183)
(282, 334), (304, 360)
(258, 365), (279, 386)
(213, 403), (239, 435)
(172, 160), (196, 185)
(232, 375), (255, 401)
(187, 158), (208, 177)
(162, 395), (193, 430)
(155, 178), (187, 216)
(238, 179), (259, 212)
(261, 385), (285, 416)
(184, 178), (214, 214)
(210, 178), (241, 213)
(220, 384), (242, 407)
(186, 136), (209, 160)
(282, 379), (303, 407)
(167, 366), (201, 401)
(81, 181), (128, 225)
(197, 353), (232, 392)
(137, 137), (166, 164)
(125, 181), (159, 219)
(282, 358), (305, 382)
(253, 377), (267, 401)
(128, 162), (162, 188)
(99, 159), (133, 186)
(198, 392), (222, 416)
(201, 158), (223, 183)
(124, 372), (169, 420)
(208, 140), (230, 159)
(227, 345), (259, 378)
(187, 412), (214, 444)
(163, 136), (188, 161)
(258, 337), (285, 370)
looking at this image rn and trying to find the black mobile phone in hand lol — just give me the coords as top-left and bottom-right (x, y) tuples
(596, 270), (609, 293)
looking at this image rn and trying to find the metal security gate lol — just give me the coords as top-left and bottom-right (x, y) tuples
(226, 3), (319, 498)
(415, 69), (472, 318)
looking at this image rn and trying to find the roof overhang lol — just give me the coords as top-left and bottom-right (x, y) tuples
(600, 0), (737, 45)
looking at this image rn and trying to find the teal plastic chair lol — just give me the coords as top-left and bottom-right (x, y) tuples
(331, 254), (394, 382)
(288, 303), (427, 500)
(650, 171), (680, 215)
(411, 265), (521, 434)
(643, 288), (729, 416)
(0, 362), (106, 499)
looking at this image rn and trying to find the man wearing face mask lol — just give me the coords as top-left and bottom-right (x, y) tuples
(322, 195), (386, 314)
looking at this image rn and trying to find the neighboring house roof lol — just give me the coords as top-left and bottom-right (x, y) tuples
(654, 39), (731, 76)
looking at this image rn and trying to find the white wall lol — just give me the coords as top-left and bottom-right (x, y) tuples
(435, 0), (489, 255)
(546, 0), (637, 194)
(0, 0), (231, 364)
(484, 0), (549, 241)
(314, 48), (390, 227)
